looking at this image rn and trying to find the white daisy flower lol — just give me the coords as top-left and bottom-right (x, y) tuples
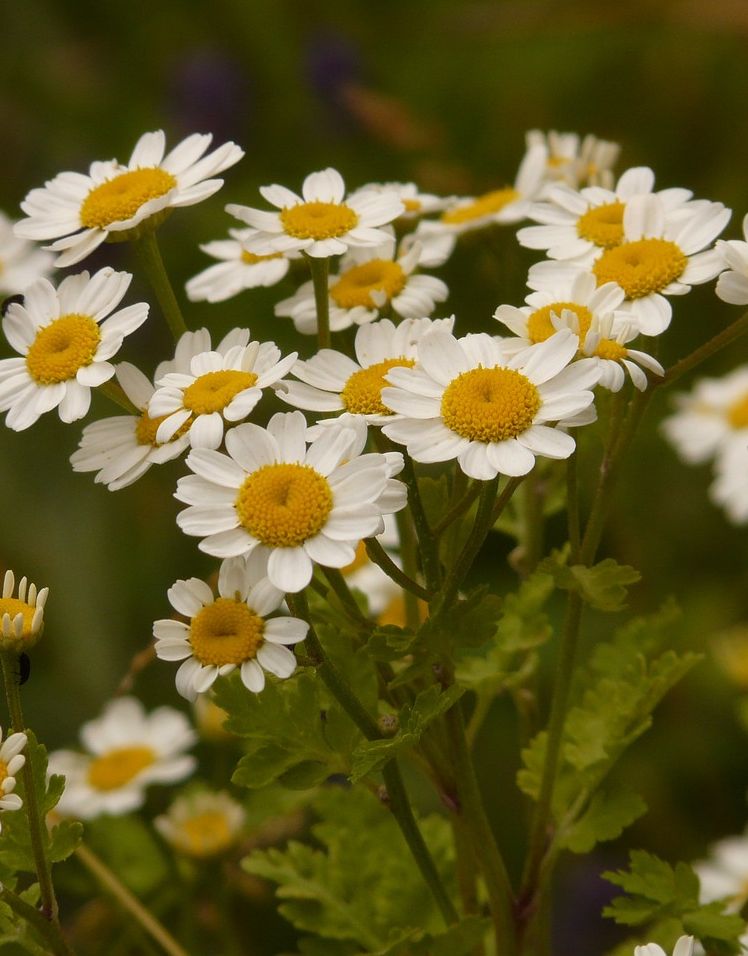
(0, 727), (28, 828)
(695, 831), (748, 907)
(69, 329), (213, 491)
(517, 166), (694, 265)
(529, 194), (731, 335)
(381, 328), (598, 480)
(0, 569), (48, 653)
(0, 212), (54, 296)
(175, 410), (408, 592)
(0, 268), (148, 431)
(48, 697), (197, 820)
(274, 239), (448, 335)
(716, 212), (748, 305)
(661, 366), (748, 465)
(634, 937), (694, 956)
(525, 129), (620, 191)
(226, 167), (404, 259)
(278, 316), (455, 421)
(711, 442), (748, 525)
(155, 789), (245, 858)
(578, 315), (663, 392)
(347, 181), (453, 219)
(148, 329), (297, 451)
(153, 553), (307, 701)
(185, 227), (294, 303)
(15, 130), (244, 267)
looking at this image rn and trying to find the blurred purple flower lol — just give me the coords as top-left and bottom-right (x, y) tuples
(168, 50), (252, 144)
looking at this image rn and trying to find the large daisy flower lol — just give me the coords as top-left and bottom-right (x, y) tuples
(155, 789), (245, 859)
(185, 227), (294, 303)
(0, 569), (48, 653)
(0, 268), (148, 430)
(0, 211), (54, 296)
(175, 410), (407, 592)
(716, 212), (748, 305)
(516, 166), (694, 265)
(278, 316), (454, 421)
(148, 329), (297, 450)
(15, 130), (245, 267)
(529, 195), (731, 335)
(381, 328), (598, 480)
(48, 697), (197, 820)
(274, 239), (448, 335)
(0, 727), (27, 828)
(153, 553), (307, 701)
(226, 168), (404, 259)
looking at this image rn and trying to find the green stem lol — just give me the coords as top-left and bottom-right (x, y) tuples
(0, 651), (59, 923)
(490, 475), (525, 524)
(289, 591), (458, 926)
(432, 482), (482, 537)
(364, 538), (431, 601)
(660, 306), (748, 388)
(99, 380), (140, 414)
(517, 477), (545, 577)
(321, 566), (374, 632)
(306, 254), (331, 350)
(0, 885), (74, 956)
(400, 453), (443, 592)
(134, 231), (188, 341)
(75, 842), (189, 956)
(566, 453), (581, 563)
(395, 509), (422, 633)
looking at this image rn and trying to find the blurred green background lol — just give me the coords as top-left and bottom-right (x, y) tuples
(2, 1), (748, 952)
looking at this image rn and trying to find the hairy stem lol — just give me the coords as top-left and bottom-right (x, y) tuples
(364, 537), (431, 601)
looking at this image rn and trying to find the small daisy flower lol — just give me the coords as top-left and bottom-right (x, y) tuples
(148, 329), (297, 450)
(661, 366), (748, 465)
(381, 328), (598, 480)
(530, 195), (731, 335)
(578, 314), (663, 391)
(517, 166), (694, 265)
(0, 569), (48, 652)
(153, 553), (307, 701)
(525, 129), (620, 191)
(175, 410), (408, 592)
(185, 227), (294, 303)
(695, 831), (748, 908)
(348, 181), (452, 219)
(226, 168), (404, 259)
(15, 130), (244, 267)
(48, 697), (197, 820)
(275, 239), (448, 335)
(0, 727), (28, 829)
(0, 212), (54, 296)
(634, 938), (694, 956)
(0, 268), (148, 431)
(716, 212), (748, 305)
(278, 316), (454, 421)
(155, 789), (245, 859)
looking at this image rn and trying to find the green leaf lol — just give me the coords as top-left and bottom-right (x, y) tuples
(47, 820), (83, 863)
(350, 685), (464, 782)
(548, 553), (641, 612)
(681, 905), (745, 956)
(0, 733), (54, 874)
(243, 787), (454, 951)
(559, 788), (646, 853)
(87, 815), (168, 896)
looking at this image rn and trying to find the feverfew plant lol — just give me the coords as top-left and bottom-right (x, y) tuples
(0, 127), (747, 956)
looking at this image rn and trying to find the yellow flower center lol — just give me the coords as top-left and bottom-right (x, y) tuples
(330, 260), (407, 310)
(576, 201), (625, 248)
(87, 746), (156, 791)
(0, 598), (35, 639)
(441, 188), (520, 225)
(279, 202), (359, 240)
(402, 198), (421, 213)
(189, 598), (265, 666)
(593, 238), (687, 299)
(441, 367), (541, 443)
(235, 463), (334, 547)
(0, 760), (8, 787)
(241, 250), (283, 265)
(341, 540), (370, 576)
(594, 339), (628, 362)
(341, 357), (415, 415)
(182, 370), (258, 416)
(25, 314), (101, 385)
(180, 811), (235, 857)
(728, 393), (748, 429)
(80, 168), (177, 229)
(135, 410), (192, 447)
(526, 302), (593, 343)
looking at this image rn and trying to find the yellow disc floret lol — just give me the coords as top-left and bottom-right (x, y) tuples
(593, 238), (687, 299)
(179, 811), (235, 857)
(135, 411), (192, 447)
(576, 201), (625, 249)
(235, 463), (334, 547)
(0, 761), (8, 787)
(241, 250), (283, 265)
(189, 598), (265, 666)
(80, 168), (177, 229)
(330, 260), (407, 310)
(279, 202), (358, 240)
(594, 339), (628, 362)
(728, 393), (748, 430)
(25, 314), (101, 385)
(341, 357), (415, 415)
(441, 367), (541, 443)
(182, 370), (258, 416)
(526, 302), (593, 343)
(0, 598), (36, 640)
(441, 188), (519, 225)
(87, 746), (156, 791)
